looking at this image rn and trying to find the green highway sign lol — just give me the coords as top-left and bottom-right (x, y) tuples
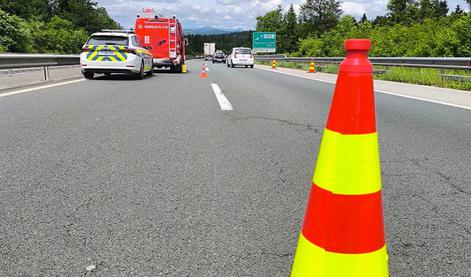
(252, 32), (276, 53)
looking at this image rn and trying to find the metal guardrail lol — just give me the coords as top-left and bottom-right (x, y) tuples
(0, 54), (80, 81)
(254, 54), (288, 60)
(1, 54), (470, 81)
(0, 54), (202, 80)
(255, 56), (471, 71)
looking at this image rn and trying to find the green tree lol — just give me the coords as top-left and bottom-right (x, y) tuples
(27, 16), (88, 53)
(431, 0), (448, 17)
(0, 9), (32, 52)
(387, 0), (408, 23)
(360, 13), (368, 23)
(256, 6), (283, 32)
(281, 5), (299, 53)
(0, 0), (49, 20)
(49, 0), (119, 33)
(387, 0), (419, 24)
(299, 0), (342, 35)
(453, 14), (471, 56)
(451, 4), (464, 16)
(419, 0), (433, 20)
(372, 15), (390, 26)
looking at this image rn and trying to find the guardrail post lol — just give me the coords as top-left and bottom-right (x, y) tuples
(43, 66), (50, 81)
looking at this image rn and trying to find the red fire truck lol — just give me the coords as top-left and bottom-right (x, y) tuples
(134, 8), (186, 73)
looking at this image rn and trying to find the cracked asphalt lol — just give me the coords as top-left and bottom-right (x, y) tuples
(1, 60), (470, 276)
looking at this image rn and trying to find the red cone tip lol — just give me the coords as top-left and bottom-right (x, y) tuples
(344, 39), (371, 51)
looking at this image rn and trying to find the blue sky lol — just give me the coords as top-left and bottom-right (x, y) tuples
(96, 0), (470, 30)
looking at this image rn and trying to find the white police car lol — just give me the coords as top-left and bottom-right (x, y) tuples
(80, 30), (153, 79)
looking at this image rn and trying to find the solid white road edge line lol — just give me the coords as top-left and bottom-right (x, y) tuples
(0, 79), (85, 99)
(255, 66), (471, 111)
(211, 83), (233, 111)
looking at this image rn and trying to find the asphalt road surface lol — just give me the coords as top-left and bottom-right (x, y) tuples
(1, 60), (470, 276)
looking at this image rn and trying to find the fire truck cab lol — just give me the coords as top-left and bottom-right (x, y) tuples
(134, 8), (186, 73)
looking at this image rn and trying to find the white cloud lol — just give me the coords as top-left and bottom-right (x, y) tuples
(341, 1), (366, 17)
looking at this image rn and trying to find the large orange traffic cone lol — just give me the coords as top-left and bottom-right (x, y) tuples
(307, 60), (316, 73)
(291, 39), (388, 277)
(272, 59), (277, 70)
(200, 64), (208, 78)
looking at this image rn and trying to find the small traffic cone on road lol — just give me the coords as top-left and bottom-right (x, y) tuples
(291, 39), (389, 277)
(200, 64), (208, 78)
(307, 60), (316, 73)
(272, 59), (277, 70)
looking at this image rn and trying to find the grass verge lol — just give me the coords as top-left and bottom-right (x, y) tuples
(256, 61), (471, 91)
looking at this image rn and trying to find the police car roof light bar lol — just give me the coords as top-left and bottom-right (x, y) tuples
(101, 29), (134, 34)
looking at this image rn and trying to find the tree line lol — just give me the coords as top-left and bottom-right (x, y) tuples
(255, 0), (471, 57)
(185, 32), (253, 55)
(0, 0), (119, 53)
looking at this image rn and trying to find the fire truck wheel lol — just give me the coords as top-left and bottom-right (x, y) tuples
(171, 65), (182, 73)
(135, 61), (144, 80)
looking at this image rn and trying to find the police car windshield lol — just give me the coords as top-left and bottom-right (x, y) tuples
(87, 36), (128, 46)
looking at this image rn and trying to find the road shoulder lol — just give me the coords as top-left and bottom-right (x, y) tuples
(255, 64), (471, 110)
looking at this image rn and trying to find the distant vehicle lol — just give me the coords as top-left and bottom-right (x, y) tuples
(80, 30), (154, 80)
(226, 47), (254, 68)
(204, 43), (216, 60)
(134, 8), (187, 73)
(212, 50), (225, 63)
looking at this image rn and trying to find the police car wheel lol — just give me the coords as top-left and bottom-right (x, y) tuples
(135, 61), (144, 80)
(146, 68), (154, 76)
(84, 72), (94, 79)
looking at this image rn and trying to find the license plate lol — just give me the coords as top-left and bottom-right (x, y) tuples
(240, 59), (247, 62)
(98, 51), (114, 56)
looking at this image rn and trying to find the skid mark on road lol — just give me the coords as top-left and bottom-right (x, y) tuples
(227, 114), (321, 133)
(211, 83), (233, 111)
(0, 79), (85, 99)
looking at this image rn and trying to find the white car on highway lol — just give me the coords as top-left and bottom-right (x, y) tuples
(80, 31), (153, 80)
(226, 47), (254, 68)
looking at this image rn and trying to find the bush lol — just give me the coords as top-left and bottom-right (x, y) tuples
(297, 15), (471, 57)
(27, 16), (88, 54)
(0, 9), (32, 52)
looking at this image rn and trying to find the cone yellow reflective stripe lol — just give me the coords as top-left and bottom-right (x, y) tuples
(313, 128), (381, 195)
(291, 233), (388, 277)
